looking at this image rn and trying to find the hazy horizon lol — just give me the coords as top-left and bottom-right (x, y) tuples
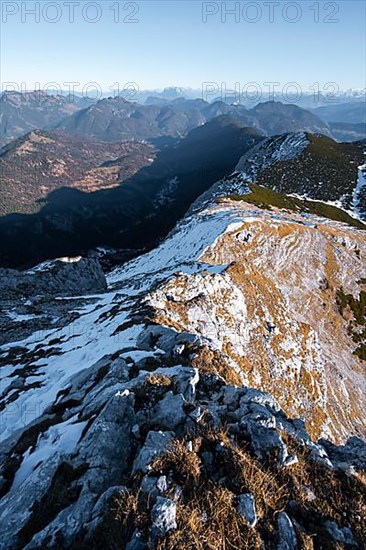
(1, 0), (365, 94)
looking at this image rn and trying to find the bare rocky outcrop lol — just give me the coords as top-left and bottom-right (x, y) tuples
(0, 256), (106, 299)
(0, 326), (364, 549)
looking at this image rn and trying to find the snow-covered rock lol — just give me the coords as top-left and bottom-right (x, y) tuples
(151, 497), (177, 539)
(0, 256), (106, 299)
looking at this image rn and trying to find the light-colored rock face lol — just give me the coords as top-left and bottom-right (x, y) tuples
(146, 200), (366, 443)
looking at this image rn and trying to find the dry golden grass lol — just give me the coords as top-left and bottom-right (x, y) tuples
(226, 444), (288, 515)
(352, 468), (366, 486)
(153, 439), (202, 483)
(146, 373), (172, 387)
(295, 528), (315, 550)
(191, 347), (243, 387)
(157, 482), (263, 550)
(275, 433), (366, 547)
(152, 429), (266, 549)
(114, 428), (366, 549)
(114, 489), (151, 544)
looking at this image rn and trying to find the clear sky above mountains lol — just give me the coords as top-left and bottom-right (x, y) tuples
(1, 0), (365, 94)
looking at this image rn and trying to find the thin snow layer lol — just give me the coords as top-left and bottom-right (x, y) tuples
(147, 271), (252, 357)
(5, 311), (36, 322)
(353, 163), (366, 218)
(0, 298), (143, 442)
(0, 202), (307, 445)
(146, 201), (366, 442)
(107, 210), (246, 287)
(289, 192), (361, 221)
(0, 207), (247, 444)
(26, 256), (82, 274)
(12, 416), (87, 491)
(235, 132), (309, 180)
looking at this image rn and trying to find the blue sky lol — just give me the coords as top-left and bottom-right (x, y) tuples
(1, 0), (365, 93)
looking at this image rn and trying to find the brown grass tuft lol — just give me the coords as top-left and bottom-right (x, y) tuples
(153, 439), (202, 483)
(191, 347), (243, 386)
(146, 374), (172, 387)
(114, 428), (366, 549)
(157, 482), (263, 550)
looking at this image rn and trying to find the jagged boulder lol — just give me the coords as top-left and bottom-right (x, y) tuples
(0, 336), (365, 549)
(236, 493), (257, 527)
(0, 256), (106, 299)
(324, 520), (359, 548)
(151, 497), (177, 539)
(277, 512), (297, 550)
(132, 431), (174, 475)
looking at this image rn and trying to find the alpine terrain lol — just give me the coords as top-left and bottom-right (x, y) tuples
(2, 0), (366, 545)
(0, 151), (365, 548)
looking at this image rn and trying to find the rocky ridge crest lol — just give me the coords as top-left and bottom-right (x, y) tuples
(0, 195), (365, 548)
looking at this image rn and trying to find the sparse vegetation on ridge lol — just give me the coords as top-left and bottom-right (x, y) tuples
(228, 183), (366, 229)
(115, 426), (366, 549)
(237, 133), (366, 217)
(336, 288), (366, 360)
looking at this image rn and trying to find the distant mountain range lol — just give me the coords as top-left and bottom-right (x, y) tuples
(311, 101), (366, 124)
(126, 85), (366, 108)
(54, 97), (332, 143)
(309, 101), (366, 141)
(0, 90), (365, 268)
(0, 91), (91, 148)
(1, 91), (365, 149)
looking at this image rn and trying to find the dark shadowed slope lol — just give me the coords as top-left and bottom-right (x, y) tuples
(0, 117), (264, 268)
(0, 130), (156, 215)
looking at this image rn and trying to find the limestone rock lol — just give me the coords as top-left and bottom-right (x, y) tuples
(151, 497), (177, 539)
(324, 520), (358, 548)
(0, 256), (106, 299)
(237, 493), (257, 527)
(152, 392), (186, 430)
(277, 512), (297, 550)
(132, 431), (174, 474)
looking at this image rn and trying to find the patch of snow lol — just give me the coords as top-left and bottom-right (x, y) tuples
(5, 311), (37, 322)
(11, 416), (86, 492)
(236, 133), (309, 179)
(289, 193), (362, 222)
(353, 164), (366, 219)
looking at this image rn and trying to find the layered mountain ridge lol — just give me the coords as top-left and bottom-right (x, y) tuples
(55, 98), (331, 143)
(0, 92), (334, 150)
(1, 123), (366, 270)
(0, 91), (91, 148)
